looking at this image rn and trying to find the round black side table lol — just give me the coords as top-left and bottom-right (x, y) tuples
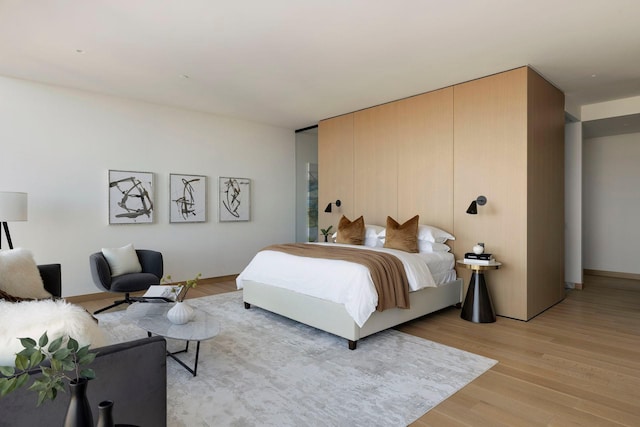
(457, 260), (502, 323)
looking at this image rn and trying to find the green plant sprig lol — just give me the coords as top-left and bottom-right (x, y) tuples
(320, 225), (333, 236)
(161, 273), (202, 302)
(0, 332), (96, 406)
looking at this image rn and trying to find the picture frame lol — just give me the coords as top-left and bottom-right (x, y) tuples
(219, 177), (250, 222)
(108, 170), (154, 224)
(170, 173), (207, 223)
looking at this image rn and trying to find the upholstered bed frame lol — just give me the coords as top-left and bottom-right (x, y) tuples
(242, 277), (463, 349)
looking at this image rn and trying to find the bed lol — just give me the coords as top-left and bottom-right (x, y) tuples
(236, 240), (462, 349)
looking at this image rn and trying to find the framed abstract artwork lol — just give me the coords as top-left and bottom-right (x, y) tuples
(170, 173), (206, 223)
(108, 170), (154, 224)
(219, 177), (250, 222)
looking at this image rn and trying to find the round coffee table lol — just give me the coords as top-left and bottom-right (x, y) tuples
(125, 302), (220, 376)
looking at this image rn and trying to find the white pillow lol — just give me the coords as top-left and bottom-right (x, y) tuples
(365, 224), (385, 238)
(378, 224), (455, 244)
(364, 235), (384, 248)
(418, 241), (451, 253)
(101, 244), (142, 277)
(0, 248), (52, 299)
(417, 225), (455, 243)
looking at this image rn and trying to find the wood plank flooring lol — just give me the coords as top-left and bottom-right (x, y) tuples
(74, 275), (640, 426)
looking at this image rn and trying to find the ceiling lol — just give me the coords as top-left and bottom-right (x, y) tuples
(2, 1), (640, 130)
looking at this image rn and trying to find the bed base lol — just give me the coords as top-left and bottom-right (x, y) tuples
(242, 278), (463, 350)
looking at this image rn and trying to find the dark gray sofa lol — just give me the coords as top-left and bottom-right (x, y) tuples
(0, 264), (168, 426)
(0, 336), (167, 427)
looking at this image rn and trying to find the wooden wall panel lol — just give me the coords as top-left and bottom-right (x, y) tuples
(453, 67), (529, 320)
(353, 102), (398, 225)
(318, 114), (355, 238)
(526, 68), (566, 317)
(318, 66), (565, 322)
(397, 88), (454, 232)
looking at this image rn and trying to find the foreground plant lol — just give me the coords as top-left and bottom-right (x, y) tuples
(0, 332), (96, 406)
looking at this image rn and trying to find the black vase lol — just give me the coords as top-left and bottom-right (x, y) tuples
(96, 400), (115, 427)
(64, 378), (94, 427)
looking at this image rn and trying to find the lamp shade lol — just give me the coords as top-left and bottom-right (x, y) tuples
(0, 192), (28, 221)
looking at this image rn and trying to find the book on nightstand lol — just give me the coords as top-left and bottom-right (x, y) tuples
(462, 258), (496, 265)
(463, 252), (496, 265)
(464, 252), (493, 260)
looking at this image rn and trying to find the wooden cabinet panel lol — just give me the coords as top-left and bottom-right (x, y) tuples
(318, 66), (565, 321)
(397, 88), (454, 231)
(354, 102), (398, 225)
(454, 67), (529, 320)
(526, 68), (566, 317)
(318, 114), (354, 236)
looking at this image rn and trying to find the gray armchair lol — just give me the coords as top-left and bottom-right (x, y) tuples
(89, 249), (163, 314)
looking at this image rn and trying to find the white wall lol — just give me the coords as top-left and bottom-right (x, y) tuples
(0, 76), (296, 296)
(583, 131), (640, 274)
(564, 122), (582, 286)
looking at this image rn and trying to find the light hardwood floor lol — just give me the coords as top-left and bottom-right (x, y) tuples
(73, 275), (640, 426)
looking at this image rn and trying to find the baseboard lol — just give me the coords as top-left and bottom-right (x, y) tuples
(65, 274), (239, 303)
(584, 269), (640, 281)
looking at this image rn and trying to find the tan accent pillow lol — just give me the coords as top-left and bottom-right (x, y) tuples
(336, 215), (366, 245)
(384, 215), (419, 253)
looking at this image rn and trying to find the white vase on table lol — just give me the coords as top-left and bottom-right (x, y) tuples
(473, 243), (485, 255)
(167, 301), (194, 325)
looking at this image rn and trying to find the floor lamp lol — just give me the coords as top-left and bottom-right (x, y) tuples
(0, 192), (28, 249)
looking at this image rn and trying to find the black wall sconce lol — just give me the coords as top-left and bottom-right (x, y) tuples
(324, 199), (342, 213)
(466, 195), (487, 214)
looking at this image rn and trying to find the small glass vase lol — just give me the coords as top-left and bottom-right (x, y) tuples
(167, 301), (194, 324)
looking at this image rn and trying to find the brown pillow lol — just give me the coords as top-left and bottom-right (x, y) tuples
(384, 215), (419, 253)
(336, 215), (366, 245)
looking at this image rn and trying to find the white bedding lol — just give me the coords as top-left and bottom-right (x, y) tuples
(236, 243), (455, 327)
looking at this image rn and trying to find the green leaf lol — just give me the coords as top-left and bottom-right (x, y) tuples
(40, 367), (54, 378)
(38, 332), (49, 348)
(78, 352), (96, 366)
(80, 368), (95, 380)
(14, 372), (30, 390)
(0, 378), (15, 396)
(19, 337), (37, 349)
(15, 354), (29, 371)
(48, 336), (63, 353)
(50, 358), (62, 372)
(67, 337), (79, 352)
(0, 366), (15, 376)
(28, 378), (48, 392)
(0, 377), (17, 395)
(61, 360), (75, 371)
(29, 350), (44, 367)
(17, 347), (36, 358)
(52, 348), (71, 361)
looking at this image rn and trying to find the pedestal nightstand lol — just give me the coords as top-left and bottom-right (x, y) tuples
(456, 260), (502, 323)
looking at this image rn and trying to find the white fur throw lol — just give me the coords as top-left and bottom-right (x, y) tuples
(0, 299), (108, 366)
(0, 248), (52, 299)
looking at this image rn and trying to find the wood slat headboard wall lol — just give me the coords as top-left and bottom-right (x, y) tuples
(318, 66), (565, 322)
(319, 86), (455, 236)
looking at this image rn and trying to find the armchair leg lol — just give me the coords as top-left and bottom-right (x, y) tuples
(93, 293), (139, 315)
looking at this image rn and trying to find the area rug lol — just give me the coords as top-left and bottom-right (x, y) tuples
(96, 291), (496, 427)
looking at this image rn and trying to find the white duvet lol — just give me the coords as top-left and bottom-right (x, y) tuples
(236, 243), (455, 327)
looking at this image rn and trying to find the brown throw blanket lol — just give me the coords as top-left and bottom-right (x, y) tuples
(263, 243), (410, 311)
